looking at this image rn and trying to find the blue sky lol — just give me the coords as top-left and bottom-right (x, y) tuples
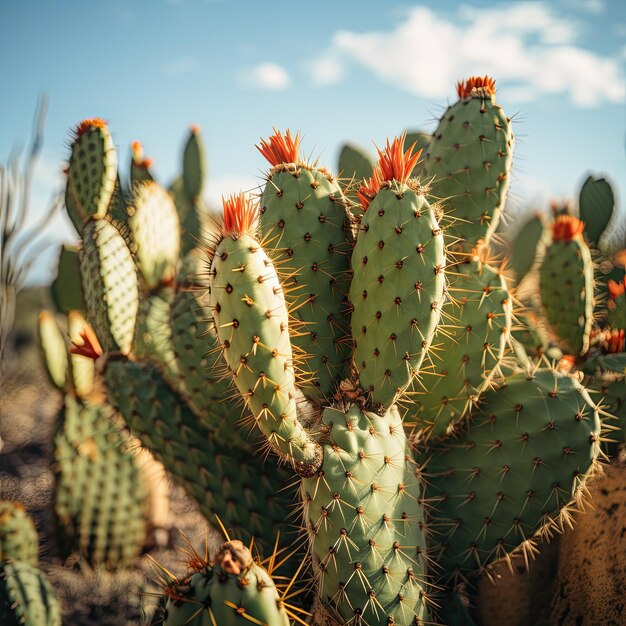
(1, 0), (625, 284)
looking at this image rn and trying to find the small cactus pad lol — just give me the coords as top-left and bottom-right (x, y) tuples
(38, 311), (68, 391)
(350, 135), (446, 409)
(424, 369), (602, 580)
(301, 404), (430, 625)
(66, 118), (117, 226)
(423, 76), (514, 249)
(511, 214), (544, 284)
(579, 175), (614, 246)
(182, 126), (206, 200)
(0, 502), (39, 566)
(539, 215), (594, 355)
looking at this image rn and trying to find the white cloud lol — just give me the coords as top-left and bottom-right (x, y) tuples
(562, 0), (605, 14)
(309, 2), (623, 107)
(240, 63), (290, 90)
(163, 56), (197, 76)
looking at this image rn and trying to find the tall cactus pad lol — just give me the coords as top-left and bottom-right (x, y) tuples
(425, 369), (602, 580)
(301, 404), (429, 626)
(38, 311), (68, 391)
(54, 395), (148, 568)
(259, 130), (353, 402)
(66, 119), (117, 226)
(424, 76), (514, 249)
(162, 541), (290, 626)
(411, 258), (512, 437)
(511, 214), (544, 284)
(350, 136), (445, 408)
(128, 181), (181, 290)
(0, 561), (61, 626)
(105, 359), (296, 548)
(130, 141), (154, 186)
(80, 218), (139, 355)
(0, 503), (38, 566)
(50, 245), (85, 314)
(210, 195), (323, 473)
(579, 175), (614, 246)
(539, 216), (594, 355)
(182, 126), (206, 200)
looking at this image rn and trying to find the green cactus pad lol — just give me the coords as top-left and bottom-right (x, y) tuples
(579, 175), (614, 246)
(539, 216), (594, 355)
(130, 141), (155, 186)
(211, 198), (323, 473)
(169, 177), (208, 256)
(409, 257), (512, 437)
(350, 179), (445, 409)
(511, 214), (544, 284)
(259, 131), (353, 402)
(38, 311), (68, 391)
(301, 404), (430, 626)
(127, 181), (181, 290)
(80, 218), (139, 355)
(0, 561), (61, 626)
(423, 77), (514, 250)
(0, 503), (39, 566)
(182, 126), (206, 200)
(424, 369), (602, 581)
(50, 245), (85, 315)
(105, 358), (297, 549)
(162, 541), (290, 626)
(403, 130), (430, 178)
(54, 394), (148, 568)
(66, 119), (118, 226)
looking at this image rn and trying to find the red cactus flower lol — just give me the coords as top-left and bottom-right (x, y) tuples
(456, 75), (496, 99)
(257, 129), (301, 166)
(551, 215), (585, 242)
(221, 193), (258, 236)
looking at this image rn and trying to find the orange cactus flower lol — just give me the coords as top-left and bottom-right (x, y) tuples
(74, 118), (107, 138)
(604, 328), (625, 354)
(376, 133), (422, 185)
(257, 129), (301, 166)
(551, 215), (585, 242)
(456, 75), (496, 99)
(221, 193), (258, 236)
(357, 167), (383, 211)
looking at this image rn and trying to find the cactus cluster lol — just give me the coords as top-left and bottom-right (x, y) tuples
(28, 73), (619, 625)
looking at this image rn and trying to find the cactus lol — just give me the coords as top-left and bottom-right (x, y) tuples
(423, 369), (601, 581)
(0, 503), (39, 566)
(539, 215), (594, 355)
(0, 561), (61, 626)
(578, 175), (614, 246)
(159, 540), (292, 626)
(258, 130), (354, 402)
(350, 134), (446, 409)
(510, 213), (544, 284)
(51, 76), (616, 625)
(423, 76), (514, 250)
